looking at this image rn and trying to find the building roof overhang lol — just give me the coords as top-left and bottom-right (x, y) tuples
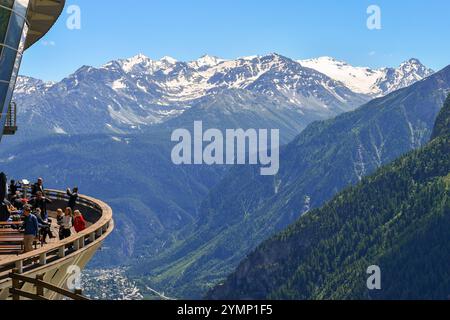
(25, 0), (65, 49)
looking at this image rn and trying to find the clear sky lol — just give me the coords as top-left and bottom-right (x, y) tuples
(21, 0), (450, 81)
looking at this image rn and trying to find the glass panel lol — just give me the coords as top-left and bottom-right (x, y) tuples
(12, 0), (28, 18)
(0, 46), (18, 81)
(5, 9), (26, 48)
(0, 6), (12, 43)
(5, 44), (22, 96)
(2, 58), (21, 120)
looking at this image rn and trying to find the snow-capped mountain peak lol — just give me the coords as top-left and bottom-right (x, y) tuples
(298, 56), (433, 96)
(159, 56), (178, 64)
(397, 58), (430, 75)
(299, 56), (383, 95)
(118, 53), (153, 73)
(373, 58), (434, 96)
(189, 55), (225, 69)
(14, 76), (53, 95)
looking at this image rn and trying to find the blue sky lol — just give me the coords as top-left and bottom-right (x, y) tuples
(21, 0), (450, 81)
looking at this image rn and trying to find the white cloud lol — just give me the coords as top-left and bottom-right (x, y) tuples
(42, 40), (56, 47)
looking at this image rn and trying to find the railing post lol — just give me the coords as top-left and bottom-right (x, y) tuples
(58, 246), (65, 258)
(11, 268), (20, 301)
(74, 238), (80, 251)
(36, 274), (44, 297)
(39, 252), (47, 266)
(89, 232), (96, 242)
(79, 237), (85, 249)
(15, 260), (23, 274)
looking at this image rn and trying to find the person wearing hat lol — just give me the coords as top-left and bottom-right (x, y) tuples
(22, 205), (39, 253)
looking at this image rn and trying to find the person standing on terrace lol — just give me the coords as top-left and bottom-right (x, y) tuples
(30, 192), (52, 221)
(73, 210), (86, 233)
(22, 206), (39, 253)
(8, 180), (20, 201)
(60, 208), (73, 239)
(31, 178), (45, 196)
(66, 187), (79, 211)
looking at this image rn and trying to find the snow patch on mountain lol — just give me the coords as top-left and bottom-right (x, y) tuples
(53, 125), (67, 135)
(188, 55), (227, 69)
(299, 57), (384, 94)
(111, 79), (127, 90)
(298, 57), (434, 96)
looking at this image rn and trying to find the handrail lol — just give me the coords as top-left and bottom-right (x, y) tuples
(6, 102), (16, 128)
(9, 270), (89, 300)
(10, 288), (48, 300)
(0, 189), (113, 282)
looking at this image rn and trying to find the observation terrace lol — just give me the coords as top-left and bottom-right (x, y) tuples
(0, 189), (113, 300)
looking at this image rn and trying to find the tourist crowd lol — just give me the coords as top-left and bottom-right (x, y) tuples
(0, 178), (87, 253)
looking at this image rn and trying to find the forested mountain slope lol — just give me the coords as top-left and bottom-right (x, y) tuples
(208, 94), (450, 300)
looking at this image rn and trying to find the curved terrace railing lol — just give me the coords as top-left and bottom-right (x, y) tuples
(0, 189), (113, 282)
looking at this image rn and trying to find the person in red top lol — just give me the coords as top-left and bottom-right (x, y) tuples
(73, 210), (86, 233)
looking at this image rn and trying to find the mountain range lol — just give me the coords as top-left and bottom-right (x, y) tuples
(129, 65), (450, 298)
(1, 53), (442, 299)
(11, 54), (432, 143)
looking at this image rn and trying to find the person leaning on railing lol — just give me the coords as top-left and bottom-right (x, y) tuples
(73, 210), (86, 233)
(59, 208), (73, 239)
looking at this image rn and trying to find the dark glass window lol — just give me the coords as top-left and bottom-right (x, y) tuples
(8, 46), (22, 88)
(0, 6), (12, 43)
(2, 54), (21, 115)
(0, 0), (14, 9)
(0, 81), (9, 117)
(0, 46), (18, 82)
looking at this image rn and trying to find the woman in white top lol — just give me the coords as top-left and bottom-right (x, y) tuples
(60, 207), (73, 239)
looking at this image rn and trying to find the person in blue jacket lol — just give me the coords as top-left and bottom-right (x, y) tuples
(22, 205), (38, 253)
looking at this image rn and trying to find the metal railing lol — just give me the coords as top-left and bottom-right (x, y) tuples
(0, 189), (114, 281)
(9, 269), (89, 300)
(3, 102), (17, 135)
